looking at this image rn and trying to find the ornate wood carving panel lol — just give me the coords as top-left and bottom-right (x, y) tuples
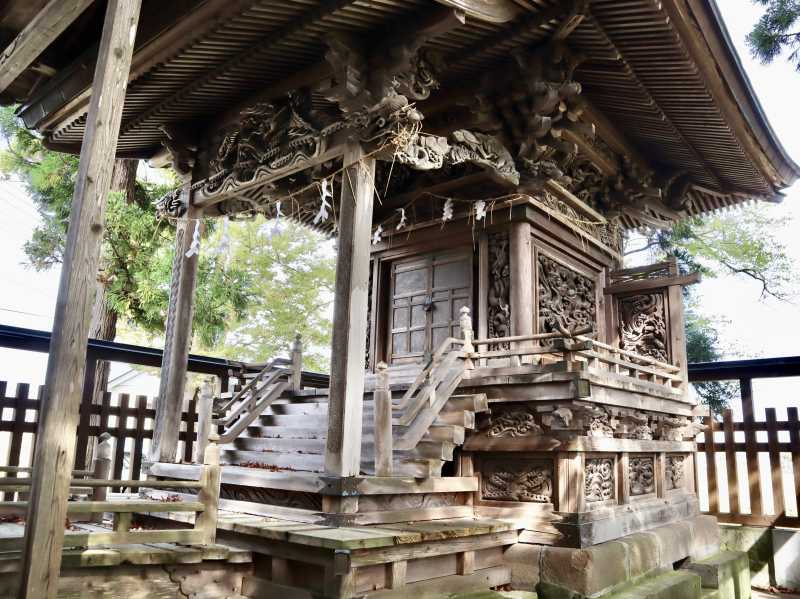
(488, 406), (542, 438)
(487, 232), (511, 348)
(585, 457), (614, 502)
(480, 458), (553, 503)
(665, 455), (686, 491)
(537, 254), (597, 338)
(629, 456), (656, 496)
(618, 293), (670, 363)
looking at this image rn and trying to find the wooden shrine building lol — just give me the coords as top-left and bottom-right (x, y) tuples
(0, 0), (797, 597)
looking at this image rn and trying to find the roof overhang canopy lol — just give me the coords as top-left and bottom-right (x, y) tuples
(2, 0), (797, 232)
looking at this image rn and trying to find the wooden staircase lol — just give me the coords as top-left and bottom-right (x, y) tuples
(220, 388), (488, 477)
(214, 335), (486, 477)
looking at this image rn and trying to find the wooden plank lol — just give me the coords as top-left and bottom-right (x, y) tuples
(603, 273), (701, 296)
(704, 414), (719, 514)
(789, 407), (800, 518)
(722, 409), (739, 515)
(113, 393), (130, 491)
(152, 196), (201, 463)
(183, 392), (197, 463)
(325, 140), (376, 477)
(0, 0), (95, 93)
(765, 408), (784, 517)
(509, 221), (534, 347)
(130, 395), (147, 482)
(373, 363), (392, 477)
(3, 384), (29, 502)
(75, 359), (96, 470)
(740, 378), (763, 517)
(15, 4), (142, 595)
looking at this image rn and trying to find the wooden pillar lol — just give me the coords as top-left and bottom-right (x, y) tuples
(509, 221), (533, 360)
(18, 1), (141, 597)
(151, 196), (200, 463)
(325, 140), (376, 477)
(373, 362), (392, 477)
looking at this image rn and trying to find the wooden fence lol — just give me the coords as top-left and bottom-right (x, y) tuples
(690, 356), (800, 528)
(0, 380), (199, 496)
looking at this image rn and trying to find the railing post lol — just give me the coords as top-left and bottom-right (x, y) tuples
(195, 433), (220, 545)
(195, 379), (214, 464)
(91, 432), (113, 523)
(374, 362), (393, 477)
(291, 333), (303, 392)
(459, 306), (475, 369)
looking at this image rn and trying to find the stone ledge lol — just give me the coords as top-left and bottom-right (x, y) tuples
(684, 551), (751, 599)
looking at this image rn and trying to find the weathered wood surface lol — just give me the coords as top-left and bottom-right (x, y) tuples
(0, 0), (95, 93)
(17, 1), (142, 597)
(152, 196), (200, 463)
(325, 140), (376, 477)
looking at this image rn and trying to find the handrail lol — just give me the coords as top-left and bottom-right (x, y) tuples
(213, 370), (290, 445)
(394, 336), (465, 412)
(214, 364), (287, 417)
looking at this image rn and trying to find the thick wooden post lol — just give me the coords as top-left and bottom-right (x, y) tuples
(325, 141), (376, 477)
(18, 1), (141, 597)
(291, 333), (303, 392)
(151, 197), (200, 463)
(373, 362), (392, 477)
(509, 221), (533, 363)
(194, 379), (214, 463)
(90, 433), (113, 523)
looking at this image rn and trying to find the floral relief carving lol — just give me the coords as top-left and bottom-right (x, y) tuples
(488, 406), (542, 438)
(585, 458), (614, 502)
(537, 254), (596, 339)
(629, 457), (655, 496)
(665, 455), (686, 490)
(488, 232), (511, 349)
(618, 293), (669, 363)
(588, 406), (617, 438)
(482, 461), (553, 503)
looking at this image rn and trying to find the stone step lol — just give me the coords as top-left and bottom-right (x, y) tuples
(684, 550), (750, 599)
(605, 571), (701, 599)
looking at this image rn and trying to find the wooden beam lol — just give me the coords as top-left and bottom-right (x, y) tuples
(603, 273), (701, 296)
(151, 194), (201, 463)
(325, 140), (376, 477)
(0, 0), (95, 94)
(509, 221), (533, 343)
(16, 1), (141, 597)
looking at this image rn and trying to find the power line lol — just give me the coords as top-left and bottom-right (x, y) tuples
(0, 306), (48, 318)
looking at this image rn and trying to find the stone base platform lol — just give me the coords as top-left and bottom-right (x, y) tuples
(506, 515), (752, 599)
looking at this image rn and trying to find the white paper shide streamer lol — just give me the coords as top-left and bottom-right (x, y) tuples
(314, 179), (333, 225)
(442, 198), (453, 223)
(371, 224), (383, 246)
(474, 200), (487, 222)
(395, 208), (407, 231)
(185, 220), (201, 258)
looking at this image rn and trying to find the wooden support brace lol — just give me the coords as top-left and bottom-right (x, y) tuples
(374, 362), (393, 477)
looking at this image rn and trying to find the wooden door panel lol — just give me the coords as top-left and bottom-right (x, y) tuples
(388, 250), (473, 365)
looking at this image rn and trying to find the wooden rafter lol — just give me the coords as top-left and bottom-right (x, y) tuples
(0, 0), (95, 94)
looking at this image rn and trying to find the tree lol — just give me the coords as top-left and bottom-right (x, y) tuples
(212, 219), (336, 372)
(624, 204), (796, 412)
(0, 105), (253, 348)
(747, 0), (800, 69)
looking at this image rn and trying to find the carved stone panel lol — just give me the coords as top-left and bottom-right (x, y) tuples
(487, 232), (511, 348)
(481, 459), (553, 503)
(585, 458), (614, 503)
(629, 457), (656, 496)
(665, 455), (686, 491)
(618, 293), (669, 363)
(537, 254), (597, 338)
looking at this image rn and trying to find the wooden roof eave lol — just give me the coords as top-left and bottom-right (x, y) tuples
(661, 0), (800, 189)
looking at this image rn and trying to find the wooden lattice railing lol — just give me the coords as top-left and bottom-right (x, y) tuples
(0, 436), (220, 549)
(691, 357), (800, 529)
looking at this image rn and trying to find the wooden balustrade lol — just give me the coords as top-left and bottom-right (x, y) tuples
(691, 363), (800, 529)
(0, 434), (221, 548)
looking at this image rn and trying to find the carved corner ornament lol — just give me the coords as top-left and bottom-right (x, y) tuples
(487, 406), (542, 438)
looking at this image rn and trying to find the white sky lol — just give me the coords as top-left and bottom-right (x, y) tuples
(0, 1), (799, 400)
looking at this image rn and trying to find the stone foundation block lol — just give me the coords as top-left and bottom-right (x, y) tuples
(684, 551), (751, 599)
(606, 571), (702, 599)
(506, 543), (542, 591)
(539, 540), (628, 597)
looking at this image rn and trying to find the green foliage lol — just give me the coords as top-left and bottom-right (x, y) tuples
(684, 310), (739, 415)
(0, 105), (253, 347)
(748, 0), (800, 69)
(633, 205), (795, 300)
(213, 219), (335, 372)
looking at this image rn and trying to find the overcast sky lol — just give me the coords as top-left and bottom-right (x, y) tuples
(0, 1), (798, 402)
